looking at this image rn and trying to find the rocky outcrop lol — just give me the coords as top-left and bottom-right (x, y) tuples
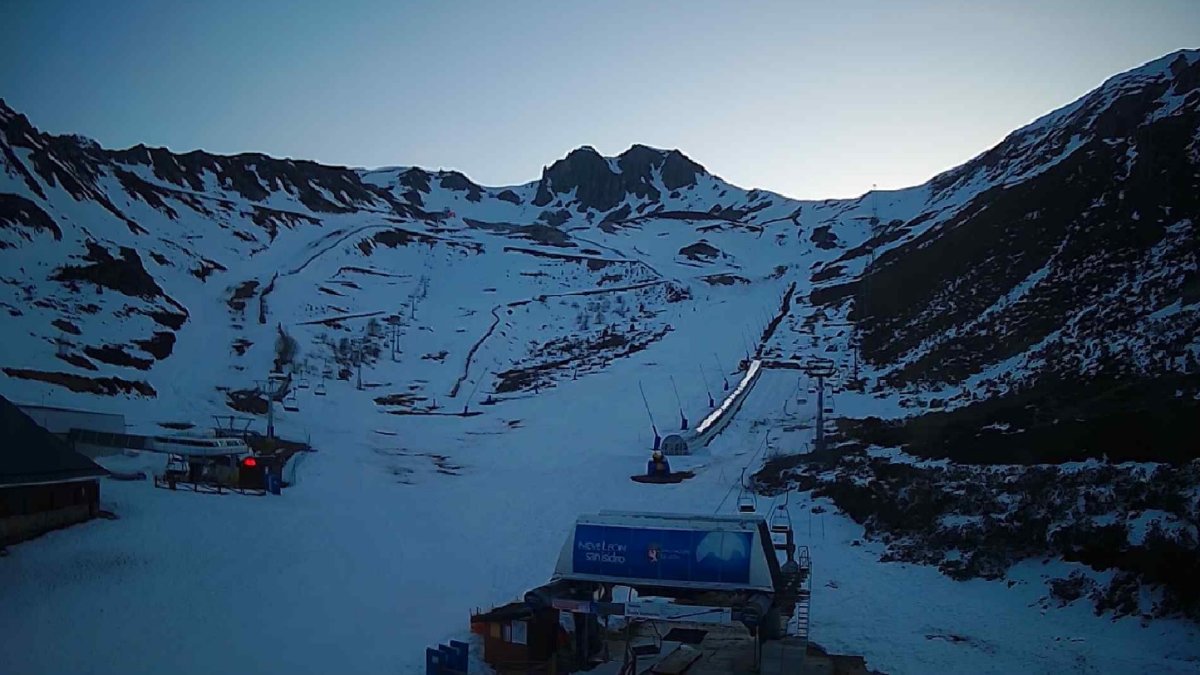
(532, 144), (708, 212)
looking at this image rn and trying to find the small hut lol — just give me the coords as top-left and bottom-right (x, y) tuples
(470, 601), (562, 672)
(0, 396), (109, 545)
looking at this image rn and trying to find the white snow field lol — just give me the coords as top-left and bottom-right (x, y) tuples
(3, 358), (1200, 675)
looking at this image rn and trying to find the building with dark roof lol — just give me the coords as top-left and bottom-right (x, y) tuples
(1, 395), (109, 546)
(15, 402), (126, 457)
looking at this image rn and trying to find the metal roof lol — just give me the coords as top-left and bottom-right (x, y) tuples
(0, 395), (109, 487)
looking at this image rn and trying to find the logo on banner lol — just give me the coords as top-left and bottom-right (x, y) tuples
(573, 524), (752, 585)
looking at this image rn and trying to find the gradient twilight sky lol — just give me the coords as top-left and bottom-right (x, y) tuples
(2, 1), (1197, 199)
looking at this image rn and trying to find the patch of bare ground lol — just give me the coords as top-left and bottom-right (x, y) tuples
(2, 368), (155, 396)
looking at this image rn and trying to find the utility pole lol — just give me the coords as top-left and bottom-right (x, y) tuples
(638, 381), (661, 451)
(355, 339), (363, 391)
(669, 375), (687, 430)
(742, 329), (755, 360)
(713, 353), (729, 391)
(699, 364), (715, 408)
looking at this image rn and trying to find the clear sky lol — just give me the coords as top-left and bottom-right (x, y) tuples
(1, 0), (1197, 199)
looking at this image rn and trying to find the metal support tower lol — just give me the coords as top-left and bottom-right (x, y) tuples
(804, 358), (836, 453)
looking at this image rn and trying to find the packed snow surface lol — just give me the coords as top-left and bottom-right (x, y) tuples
(3, 368), (1199, 674)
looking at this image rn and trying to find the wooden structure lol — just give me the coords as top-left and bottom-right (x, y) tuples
(470, 601), (562, 672)
(600, 622), (868, 674)
(0, 395), (108, 545)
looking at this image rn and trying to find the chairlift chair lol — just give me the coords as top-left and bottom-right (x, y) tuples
(737, 490), (757, 513)
(769, 492), (792, 533)
(769, 496), (795, 557)
(283, 392), (299, 412)
(314, 382), (327, 396)
(736, 469), (757, 513)
(297, 378), (310, 390)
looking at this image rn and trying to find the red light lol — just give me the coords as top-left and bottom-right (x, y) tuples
(243, 457), (257, 467)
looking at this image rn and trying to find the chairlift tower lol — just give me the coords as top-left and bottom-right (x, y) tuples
(387, 313), (402, 362)
(256, 374), (288, 440)
(804, 359), (836, 453)
(355, 338), (364, 391)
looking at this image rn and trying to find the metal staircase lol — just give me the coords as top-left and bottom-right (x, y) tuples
(792, 545), (812, 648)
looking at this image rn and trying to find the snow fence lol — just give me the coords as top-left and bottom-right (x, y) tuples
(663, 359), (763, 455)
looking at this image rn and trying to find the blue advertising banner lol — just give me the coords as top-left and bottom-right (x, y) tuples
(572, 524), (752, 585)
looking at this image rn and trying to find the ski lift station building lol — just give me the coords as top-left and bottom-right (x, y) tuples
(15, 402), (125, 458)
(1, 396), (109, 546)
(467, 510), (824, 674)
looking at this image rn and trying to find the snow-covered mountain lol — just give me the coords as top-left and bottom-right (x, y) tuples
(0, 49), (1196, 450)
(0, 92), (840, 418)
(1, 48), (1199, 673)
(4, 51), (1196, 450)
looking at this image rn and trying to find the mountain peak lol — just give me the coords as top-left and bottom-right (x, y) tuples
(617, 144), (707, 191)
(531, 143), (708, 211)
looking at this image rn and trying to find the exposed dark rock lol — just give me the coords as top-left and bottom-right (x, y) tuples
(53, 242), (164, 299)
(600, 204), (632, 226)
(228, 280), (259, 311)
(226, 388), (268, 414)
(0, 193), (61, 242)
(144, 309), (188, 330)
(466, 219), (573, 247)
(133, 331), (176, 360)
(678, 241), (721, 261)
(664, 282), (692, 303)
(537, 209), (571, 228)
(55, 352), (97, 371)
(810, 265), (845, 283)
(843, 373), (1200, 464)
(2, 367), (155, 396)
(51, 318), (80, 335)
(809, 225), (840, 249)
(191, 257), (226, 282)
(114, 168), (179, 219)
(853, 59), (1200, 398)
(249, 206), (320, 240)
(438, 171), (483, 202)
(84, 344), (154, 370)
(810, 281), (856, 307)
(701, 274), (749, 286)
(532, 145), (707, 212)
